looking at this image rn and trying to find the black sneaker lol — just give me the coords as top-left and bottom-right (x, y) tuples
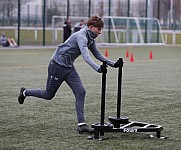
(18, 87), (26, 104)
(77, 124), (95, 134)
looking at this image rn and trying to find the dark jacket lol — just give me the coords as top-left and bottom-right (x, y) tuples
(63, 21), (72, 42)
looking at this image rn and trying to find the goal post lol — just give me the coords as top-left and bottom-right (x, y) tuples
(51, 15), (165, 46)
(99, 16), (165, 45)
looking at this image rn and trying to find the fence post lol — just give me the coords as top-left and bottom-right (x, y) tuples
(67, 0), (70, 19)
(88, 0), (91, 17)
(18, 0), (21, 46)
(157, 0), (160, 43)
(43, 0), (46, 46)
(108, 0), (111, 43)
(145, 0), (148, 43)
(127, 0), (130, 17)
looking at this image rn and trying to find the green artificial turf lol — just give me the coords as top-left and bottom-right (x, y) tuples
(0, 46), (181, 150)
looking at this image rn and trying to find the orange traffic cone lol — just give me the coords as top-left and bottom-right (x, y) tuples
(126, 50), (129, 58)
(130, 53), (134, 62)
(105, 49), (108, 57)
(149, 51), (153, 59)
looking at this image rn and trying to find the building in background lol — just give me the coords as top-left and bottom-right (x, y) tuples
(0, 0), (180, 30)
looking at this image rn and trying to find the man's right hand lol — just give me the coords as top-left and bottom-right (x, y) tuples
(98, 64), (107, 73)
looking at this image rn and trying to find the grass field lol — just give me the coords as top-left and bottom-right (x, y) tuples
(1, 28), (181, 45)
(0, 46), (181, 150)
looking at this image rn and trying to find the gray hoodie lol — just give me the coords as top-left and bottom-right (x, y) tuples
(52, 26), (115, 72)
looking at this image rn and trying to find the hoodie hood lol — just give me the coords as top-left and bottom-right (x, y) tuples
(85, 26), (98, 39)
(84, 26), (97, 48)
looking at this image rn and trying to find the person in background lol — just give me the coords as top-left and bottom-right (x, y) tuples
(63, 18), (72, 42)
(73, 19), (85, 33)
(0, 32), (17, 47)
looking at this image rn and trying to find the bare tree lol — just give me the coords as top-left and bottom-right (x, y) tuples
(98, 0), (104, 17)
(0, 0), (32, 14)
(0, 0), (32, 22)
(174, 0), (181, 21)
(159, 0), (181, 29)
(47, 1), (62, 24)
(75, 0), (87, 17)
(116, 0), (122, 16)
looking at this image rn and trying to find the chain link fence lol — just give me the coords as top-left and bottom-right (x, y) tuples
(0, 0), (181, 45)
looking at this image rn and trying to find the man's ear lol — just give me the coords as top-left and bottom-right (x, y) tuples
(88, 25), (93, 30)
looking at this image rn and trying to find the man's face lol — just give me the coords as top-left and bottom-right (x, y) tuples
(89, 25), (103, 36)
